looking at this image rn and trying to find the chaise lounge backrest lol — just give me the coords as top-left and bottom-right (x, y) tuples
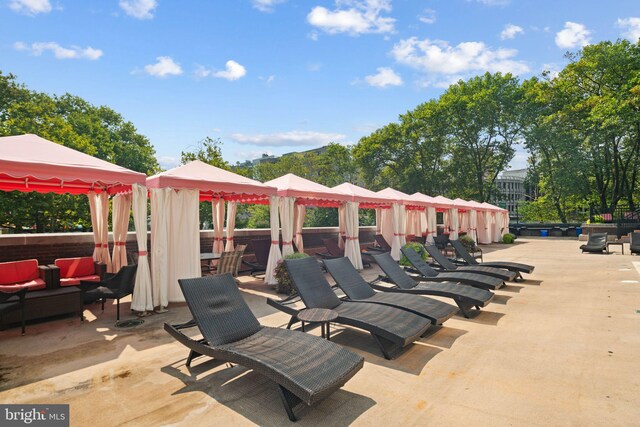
(284, 257), (342, 309)
(398, 247), (439, 278)
(323, 258), (375, 300)
(54, 257), (103, 286)
(0, 259), (47, 292)
(631, 232), (640, 253)
(372, 252), (419, 290)
(178, 274), (262, 346)
(586, 233), (607, 248)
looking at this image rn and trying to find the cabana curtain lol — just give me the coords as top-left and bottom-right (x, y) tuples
(450, 208), (459, 240)
(88, 191), (112, 272)
(426, 206), (437, 244)
(338, 204), (346, 250)
(293, 204), (306, 253)
(493, 212), (502, 242)
(225, 202), (237, 251)
(265, 196), (282, 285)
(391, 203), (402, 260)
(279, 197), (295, 257)
(212, 199), (225, 253)
(131, 184), (153, 313)
(344, 201), (363, 270)
(469, 209), (478, 243)
(111, 193), (132, 272)
(150, 187), (170, 309)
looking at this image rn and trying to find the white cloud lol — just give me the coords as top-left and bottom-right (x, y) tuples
(308, 31), (319, 41)
(197, 61), (247, 81)
(259, 75), (275, 86)
(555, 22), (591, 49)
(418, 8), (436, 24)
(307, 0), (395, 36)
(14, 41), (103, 60)
(157, 155), (180, 170)
(500, 24), (523, 40)
(230, 131), (346, 147)
(143, 56), (182, 77)
(119, 0), (157, 20)
(364, 67), (403, 88)
(391, 37), (529, 76)
(8, 0), (51, 15)
(252, 0), (286, 13)
(468, 0), (509, 6)
(237, 150), (274, 161)
(616, 17), (640, 42)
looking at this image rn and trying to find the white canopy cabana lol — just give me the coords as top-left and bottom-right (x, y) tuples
(332, 182), (396, 269)
(0, 134), (153, 312)
(411, 192), (440, 244)
(265, 174), (351, 271)
(146, 161), (277, 304)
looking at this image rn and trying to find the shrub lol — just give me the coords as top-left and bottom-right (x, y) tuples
(399, 242), (427, 266)
(274, 252), (309, 295)
(502, 233), (516, 244)
(459, 235), (476, 251)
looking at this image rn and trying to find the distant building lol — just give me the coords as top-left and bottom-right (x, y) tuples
(493, 169), (530, 217)
(249, 146), (328, 165)
(251, 153), (278, 166)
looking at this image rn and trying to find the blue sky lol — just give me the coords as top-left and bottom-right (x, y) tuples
(1, 0), (639, 171)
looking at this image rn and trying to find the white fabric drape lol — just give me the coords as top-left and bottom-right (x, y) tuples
(469, 210), (478, 243)
(375, 208), (382, 235)
(449, 208), (459, 240)
(479, 210), (492, 244)
(89, 192), (113, 272)
(212, 199), (225, 253)
(111, 193), (132, 272)
(380, 208), (394, 248)
(151, 188), (200, 305)
(459, 211), (468, 234)
(279, 197), (295, 257)
(150, 187), (170, 309)
(502, 210), (510, 237)
(426, 207), (437, 244)
(493, 212), (502, 242)
(293, 204), (306, 252)
(420, 210), (428, 238)
(131, 184), (153, 313)
(265, 196), (282, 285)
(344, 201), (363, 270)
(224, 201), (237, 251)
(390, 203), (402, 260)
(338, 204), (346, 250)
(399, 205), (407, 246)
(443, 210), (450, 235)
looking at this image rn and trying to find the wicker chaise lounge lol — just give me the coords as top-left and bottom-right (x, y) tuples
(424, 245), (516, 282)
(398, 248), (504, 290)
(450, 239), (534, 281)
(269, 257), (431, 360)
(579, 233), (607, 253)
(631, 232), (640, 255)
(371, 252), (494, 318)
(323, 257), (457, 325)
(367, 235), (392, 252)
(316, 238), (373, 267)
(164, 274), (364, 422)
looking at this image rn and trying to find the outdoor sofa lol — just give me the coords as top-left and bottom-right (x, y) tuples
(579, 233), (608, 253)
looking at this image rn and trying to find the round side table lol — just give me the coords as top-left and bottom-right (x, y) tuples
(297, 308), (339, 340)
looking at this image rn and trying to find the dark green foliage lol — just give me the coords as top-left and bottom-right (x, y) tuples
(275, 253), (310, 295)
(459, 235), (477, 251)
(399, 242), (427, 266)
(502, 233), (516, 244)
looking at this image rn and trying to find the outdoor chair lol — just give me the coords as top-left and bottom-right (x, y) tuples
(164, 273), (364, 422)
(372, 251), (494, 318)
(395, 248), (504, 290)
(268, 256), (431, 360)
(450, 239), (534, 281)
(323, 257), (457, 325)
(79, 264), (137, 322)
(0, 287), (27, 335)
(243, 238), (271, 275)
(213, 251), (239, 276)
(316, 238), (372, 268)
(424, 244), (516, 282)
(233, 244), (247, 276)
(367, 235), (392, 253)
(579, 232), (608, 253)
(631, 232), (640, 255)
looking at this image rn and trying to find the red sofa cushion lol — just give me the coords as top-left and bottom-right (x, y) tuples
(60, 275), (101, 287)
(0, 259), (39, 286)
(0, 278), (46, 292)
(55, 257), (95, 279)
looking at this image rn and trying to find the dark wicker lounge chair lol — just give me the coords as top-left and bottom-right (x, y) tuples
(371, 252), (494, 318)
(323, 257), (457, 325)
(579, 233), (607, 253)
(164, 274), (363, 422)
(450, 239), (534, 281)
(395, 248), (504, 290)
(367, 235), (392, 252)
(434, 234), (454, 256)
(269, 256), (431, 359)
(79, 264), (137, 322)
(243, 238), (271, 275)
(0, 287), (27, 335)
(317, 238), (373, 268)
(631, 232), (640, 255)
(424, 244), (516, 282)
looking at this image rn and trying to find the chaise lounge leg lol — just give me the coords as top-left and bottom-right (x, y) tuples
(116, 299), (120, 321)
(370, 333), (403, 360)
(286, 315), (297, 330)
(277, 385), (302, 422)
(453, 297), (474, 319)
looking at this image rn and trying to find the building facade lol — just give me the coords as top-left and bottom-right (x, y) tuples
(493, 169), (529, 217)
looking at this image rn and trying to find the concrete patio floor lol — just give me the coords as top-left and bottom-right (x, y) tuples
(1, 238), (639, 426)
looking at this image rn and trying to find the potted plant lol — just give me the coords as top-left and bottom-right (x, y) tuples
(399, 242), (428, 266)
(274, 252), (309, 295)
